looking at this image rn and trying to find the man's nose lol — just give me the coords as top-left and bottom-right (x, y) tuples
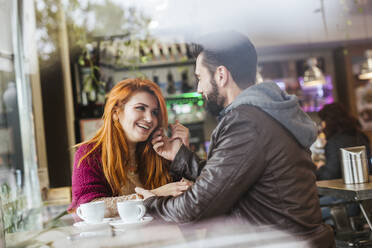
(197, 83), (202, 94)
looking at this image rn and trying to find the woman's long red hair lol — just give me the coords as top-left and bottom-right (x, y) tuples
(76, 78), (171, 195)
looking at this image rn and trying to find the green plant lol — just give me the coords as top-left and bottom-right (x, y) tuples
(0, 182), (69, 234)
(4, 210), (69, 248)
(0, 183), (27, 233)
(1, 182), (70, 248)
(36, 0), (155, 104)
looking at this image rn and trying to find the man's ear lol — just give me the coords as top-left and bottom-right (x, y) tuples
(215, 66), (229, 87)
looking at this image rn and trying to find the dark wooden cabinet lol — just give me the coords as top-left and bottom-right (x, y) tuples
(333, 43), (372, 141)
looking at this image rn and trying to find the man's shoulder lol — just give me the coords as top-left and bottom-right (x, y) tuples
(222, 104), (268, 123)
(219, 104), (301, 143)
(215, 105), (267, 136)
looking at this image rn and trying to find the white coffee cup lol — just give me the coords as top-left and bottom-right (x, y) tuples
(117, 200), (146, 222)
(76, 201), (105, 223)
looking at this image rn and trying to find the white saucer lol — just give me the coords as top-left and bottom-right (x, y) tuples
(109, 216), (153, 230)
(73, 218), (114, 230)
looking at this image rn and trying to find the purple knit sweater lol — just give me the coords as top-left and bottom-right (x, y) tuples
(68, 143), (113, 212)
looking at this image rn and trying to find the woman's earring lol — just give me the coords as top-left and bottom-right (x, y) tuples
(113, 112), (118, 121)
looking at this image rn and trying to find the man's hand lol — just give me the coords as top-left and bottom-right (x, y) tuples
(180, 177), (193, 186)
(170, 120), (190, 148)
(135, 179), (193, 200)
(150, 180), (192, 197)
(151, 121), (190, 161)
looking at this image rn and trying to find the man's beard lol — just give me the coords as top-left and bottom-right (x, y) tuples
(204, 78), (225, 117)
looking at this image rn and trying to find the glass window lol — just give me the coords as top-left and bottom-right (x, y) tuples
(0, 0), (42, 234)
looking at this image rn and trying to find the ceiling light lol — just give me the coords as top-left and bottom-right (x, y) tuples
(358, 50), (372, 80)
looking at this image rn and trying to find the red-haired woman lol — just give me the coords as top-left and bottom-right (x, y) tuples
(68, 78), (191, 216)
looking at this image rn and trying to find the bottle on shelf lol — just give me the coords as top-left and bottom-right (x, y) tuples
(166, 71), (176, 95)
(179, 43), (188, 60)
(152, 43), (161, 62)
(181, 70), (192, 93)
(170, 43), (180, 61)
(81, 68), (97, 105)
(96, 82), (106, 105)
(152, 70), (159, 86)
(3, 81), (17, 113)
(167, 104), (176, 124)
(161, 43), (171, 61)
(156, 69), (167, 96)
(153, 75), (159, 85)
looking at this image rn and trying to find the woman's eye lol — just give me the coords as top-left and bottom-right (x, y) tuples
(152, 110), (159, 116)
(136, 106), (145, 111)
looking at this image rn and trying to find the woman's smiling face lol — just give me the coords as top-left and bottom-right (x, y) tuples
(116, 90), (159, 146)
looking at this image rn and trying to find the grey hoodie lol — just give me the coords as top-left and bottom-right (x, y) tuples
(223, 82), (317, 148)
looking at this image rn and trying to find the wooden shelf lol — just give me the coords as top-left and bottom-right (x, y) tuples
(99, 59), (195, 71)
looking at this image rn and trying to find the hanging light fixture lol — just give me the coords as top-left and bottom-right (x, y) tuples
(303, 57), (326, 87)
(358, 50), (372, 80)
(301, 0), (327, 88)
(357, 0), (372, 81)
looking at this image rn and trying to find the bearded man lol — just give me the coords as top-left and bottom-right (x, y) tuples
(136, 31), (335, 248)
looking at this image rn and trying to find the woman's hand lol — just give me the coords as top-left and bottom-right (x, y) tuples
(151, 129), (183, 161)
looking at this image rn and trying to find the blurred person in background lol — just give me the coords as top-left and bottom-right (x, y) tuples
(316, 102), (371, 222)
(68, 79), (191, 217)
(316, 102), (371, 180)
(136, 31), (335, 247)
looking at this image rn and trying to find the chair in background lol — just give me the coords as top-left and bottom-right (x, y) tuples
(42, 187), (72, 225)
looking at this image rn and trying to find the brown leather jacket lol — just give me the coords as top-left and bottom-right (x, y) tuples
(145, 104), (334, 247)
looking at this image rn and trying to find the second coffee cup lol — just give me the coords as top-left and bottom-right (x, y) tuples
(117, 200), (146, 222)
